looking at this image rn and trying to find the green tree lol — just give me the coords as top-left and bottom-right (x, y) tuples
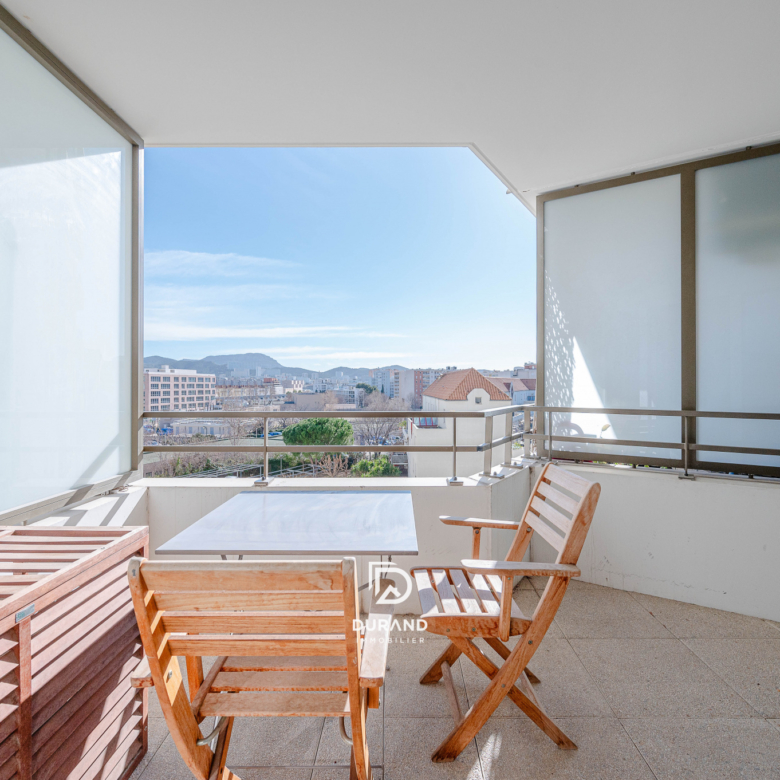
(352, 455), (401, 478)
(356, 382), (377, 395)
(282, 417), (353, 465)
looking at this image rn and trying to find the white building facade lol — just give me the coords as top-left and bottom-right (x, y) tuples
(143, 365), (217, 413)
(407, 368), (512, 478)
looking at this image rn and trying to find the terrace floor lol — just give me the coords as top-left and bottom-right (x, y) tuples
(133, 578), (780, 780)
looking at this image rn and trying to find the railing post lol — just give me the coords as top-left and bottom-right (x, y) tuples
(503, 411), (513, 465)
(255, 416), (270, 486)
(523, 408), (531, 458)
(680, 414), (694, 480)
(448, 416), (462, 485)
(482, 415), (494, 476)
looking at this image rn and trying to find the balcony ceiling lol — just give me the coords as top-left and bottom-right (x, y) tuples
(5, 0), (780, 211)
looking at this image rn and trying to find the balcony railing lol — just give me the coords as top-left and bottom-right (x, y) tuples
(142, 405), (526, 484)
(522, 406), (780, 478)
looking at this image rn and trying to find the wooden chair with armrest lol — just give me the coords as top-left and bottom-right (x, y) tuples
(128, 558), (392, 780)
(410, 463), (601, 762)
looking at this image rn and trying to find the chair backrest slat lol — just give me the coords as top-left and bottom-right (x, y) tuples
(523, 511), (566, 553)
(506, 463), (600, 567)
(139, 560), (343, 592)
(530, 496), (573, 535)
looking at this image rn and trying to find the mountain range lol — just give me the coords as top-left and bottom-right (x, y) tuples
(143, 352), (407, 381)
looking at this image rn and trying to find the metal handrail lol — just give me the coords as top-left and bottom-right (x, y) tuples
(519, 405), (780, 478)
(141, 405), (526, 484)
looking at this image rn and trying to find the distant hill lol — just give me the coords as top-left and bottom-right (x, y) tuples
(143, 355), (231, 374)
(143, 352), (407, 379)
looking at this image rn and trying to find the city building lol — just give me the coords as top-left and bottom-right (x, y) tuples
(407, 368), (511, 478)
(143, 366), (217, 413)
(281, 379), (305, 393)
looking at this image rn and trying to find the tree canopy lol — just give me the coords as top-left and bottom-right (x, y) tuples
(282, 417), (353, 447)
(352, 456), (401, 478)
(356, 383), (377, 395)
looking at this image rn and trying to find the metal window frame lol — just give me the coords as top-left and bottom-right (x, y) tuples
(536, 140), (780, 478)
(0, 6), (144, 524)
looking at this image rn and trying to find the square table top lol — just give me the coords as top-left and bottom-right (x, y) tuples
(155, 490), (418, 557)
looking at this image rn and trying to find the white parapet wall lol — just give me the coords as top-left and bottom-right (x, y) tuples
(529, 463), (780, 622)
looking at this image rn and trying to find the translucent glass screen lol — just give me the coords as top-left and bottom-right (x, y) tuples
(0, 29), (132, 514)
(697, 155), (780, 468)
(543, 176), (682, 459)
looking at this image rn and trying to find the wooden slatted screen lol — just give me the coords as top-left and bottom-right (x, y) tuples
(0, 526), (148, 780)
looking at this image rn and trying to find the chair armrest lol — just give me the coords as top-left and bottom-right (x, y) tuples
(440, 516), (520, 530)
(359, 579), (395, 689)
(130, 656), (154, 688)
(461, 560), (581, 579)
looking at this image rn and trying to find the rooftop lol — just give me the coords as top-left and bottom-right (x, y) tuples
(135, 578), (780, 780)
(424, 368), (511, 402)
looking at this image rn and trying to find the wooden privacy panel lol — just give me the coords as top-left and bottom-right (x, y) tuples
(0, 526), (148, 780)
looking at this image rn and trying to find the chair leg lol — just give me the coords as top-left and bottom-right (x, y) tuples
(485, 637), (540, 683)
(430, 637), (576, 762)
(419, 641), (462, 684)
(349, 746), (372, 780)
(209, 717), (236, 780)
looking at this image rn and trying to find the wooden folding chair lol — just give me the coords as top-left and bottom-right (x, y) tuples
(411, 463), (600, 761)
(127, 558), (392, 780)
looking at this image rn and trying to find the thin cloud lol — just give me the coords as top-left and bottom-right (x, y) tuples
(144, 323), (354, 341)
(145, 250), (296, 277)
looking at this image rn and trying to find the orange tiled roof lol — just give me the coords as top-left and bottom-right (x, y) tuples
(423, 368), (511, 402)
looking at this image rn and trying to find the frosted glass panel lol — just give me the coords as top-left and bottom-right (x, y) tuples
(697, 155), (780, 468)
(544, 176), (681, 459)
(0, 29), (132, 514)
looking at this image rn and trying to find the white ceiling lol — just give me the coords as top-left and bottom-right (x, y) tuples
(6, 0), (780, 211)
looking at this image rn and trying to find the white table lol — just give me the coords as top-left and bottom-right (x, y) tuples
(155, 490), (419, 558)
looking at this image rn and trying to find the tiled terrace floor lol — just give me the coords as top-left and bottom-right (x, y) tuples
(134, 578), (780, 780)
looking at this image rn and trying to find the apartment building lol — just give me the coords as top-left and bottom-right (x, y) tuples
(143, 365), (217, 413)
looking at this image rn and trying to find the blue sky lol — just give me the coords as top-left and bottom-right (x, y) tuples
(144, 147), (535, 371)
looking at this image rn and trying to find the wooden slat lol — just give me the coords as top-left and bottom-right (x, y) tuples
(140, 561), (342, 593)
(190, 657), (228, 719)
(468, 574), (500, 615)
(0, 563), (70, 573)
(531, 497), (573, 535)
(413, 570), (439, 615)
(31, 593), (133, 674)
(431, 570), (460, 614)
(161, 611), (344, 634)
(31, 609), (137, 711)
(167, 634), (346, 657)
(544, 464), (591, 497)
(130, 657), (152, 688)
(32, 573), (129, 653)
(524, 511), (565, 552)
(31, 627), (139, 728)
(7, 528), (125, 537)
(38, 704), (142, 780)
(211, 670), (349, 691)
(449, 570), (484, 615)
(536, 481), (579, 514)
(484, 575), (524, 619)
(0, 529), (146, 632)
(222, 656), (347, 672)
(200, 691), (349, 717)
(0, 545), (102, 554)
(0, 554), (85, 563)
(154, 590), (344, 611)
(32, 687), (138, 775)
